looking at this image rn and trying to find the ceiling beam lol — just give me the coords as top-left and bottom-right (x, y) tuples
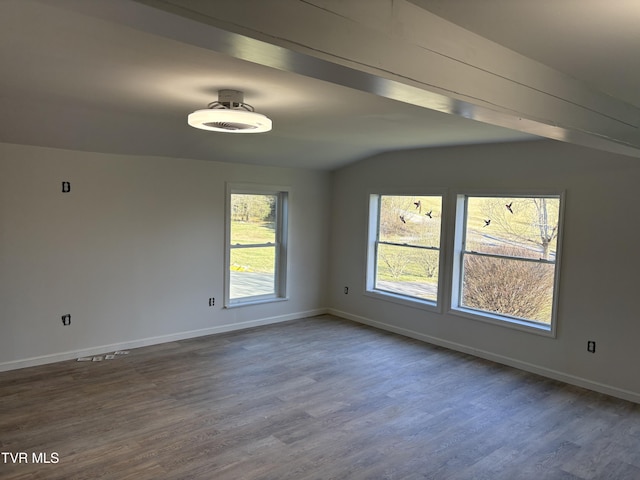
(54, 0), (640, 157)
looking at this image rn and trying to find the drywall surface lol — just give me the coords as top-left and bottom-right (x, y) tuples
(0, 143), (330, 369)
(329, 140), (640, 401)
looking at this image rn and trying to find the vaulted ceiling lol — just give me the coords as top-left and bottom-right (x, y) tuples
(1, 0), (638, 170)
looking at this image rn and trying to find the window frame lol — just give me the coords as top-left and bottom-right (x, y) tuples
(365, 190), (447, 312)
(224, 183), (289, 308)
(450, 190), (565, 337)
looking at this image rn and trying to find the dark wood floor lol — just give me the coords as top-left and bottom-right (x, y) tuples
(2, 315), (640, 479)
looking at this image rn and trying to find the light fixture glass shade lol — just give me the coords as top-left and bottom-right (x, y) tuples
(188, 109), (272, 133)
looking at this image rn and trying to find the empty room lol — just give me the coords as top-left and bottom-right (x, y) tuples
(2, 1), (640, 479)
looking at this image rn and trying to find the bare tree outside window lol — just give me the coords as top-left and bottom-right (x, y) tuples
(372, 195), (442, 302)
(467, 197), (559, 260)
(227, 190), (287, 305)
(458, 195), (561, 326)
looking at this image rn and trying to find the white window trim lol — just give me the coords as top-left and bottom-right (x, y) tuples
(224, 183), (290, 308)
(365, 190), (447, 313)
(449, 189), (565, 337)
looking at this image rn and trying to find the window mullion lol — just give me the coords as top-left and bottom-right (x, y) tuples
(379, 241), (439, 252)
(231, 242), (278, 249)
(464, 250), (555, 265)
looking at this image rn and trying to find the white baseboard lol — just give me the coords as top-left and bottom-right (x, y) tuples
(329, 308), (640, 405)
(0, 308), (328, 373)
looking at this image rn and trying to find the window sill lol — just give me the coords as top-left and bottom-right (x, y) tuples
(449, 307), (555, 338)
(365, 289), (440, 313)
(225, 296), (288, 309)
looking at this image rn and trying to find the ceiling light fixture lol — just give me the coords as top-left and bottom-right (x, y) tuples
(188, 89), (272, 133)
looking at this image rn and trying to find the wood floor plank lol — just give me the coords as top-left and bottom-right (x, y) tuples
(2, 314), (640, 479)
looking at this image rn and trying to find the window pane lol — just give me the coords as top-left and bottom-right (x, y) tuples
(230, 246), (276, 299)
(465, 197), (559, 260)
(376, 244), (438, 301)
(379, 195), (441, 248)
(461, 253), (554, 324)
(230, 194), (276, 245)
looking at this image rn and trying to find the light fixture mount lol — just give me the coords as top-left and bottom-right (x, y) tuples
(188, 89), (272, 133)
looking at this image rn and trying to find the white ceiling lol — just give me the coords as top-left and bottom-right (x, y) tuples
(411, 0), (640, 109)
(0, 0), (638, 170)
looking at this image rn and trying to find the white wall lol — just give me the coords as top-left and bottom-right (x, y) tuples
(5, 139), (640, 403)
(329, 140), (640, 402)
(0, 143), (330, 369)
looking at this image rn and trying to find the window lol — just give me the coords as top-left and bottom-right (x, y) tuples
(225, 185), (288, 307)
(367, 194), (443, 307)
(452, 194), (563, 333)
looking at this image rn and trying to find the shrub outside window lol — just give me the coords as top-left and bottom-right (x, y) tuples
(367, 194), (443, 307)
(452, 194), (563, 333)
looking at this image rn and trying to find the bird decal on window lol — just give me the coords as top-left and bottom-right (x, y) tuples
(400, 215), (406, 224)
(505, 202), (514, 214)
(484, 219), (491, 227)
(414, 200), (422, 213)
(425, 210), (433, 218)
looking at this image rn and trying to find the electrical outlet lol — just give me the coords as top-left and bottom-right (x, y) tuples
(208, 297), (215, 307)
(344, 286), (349, 294)
(61, 314), (71, 326)
(587, 341), (596, 353)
